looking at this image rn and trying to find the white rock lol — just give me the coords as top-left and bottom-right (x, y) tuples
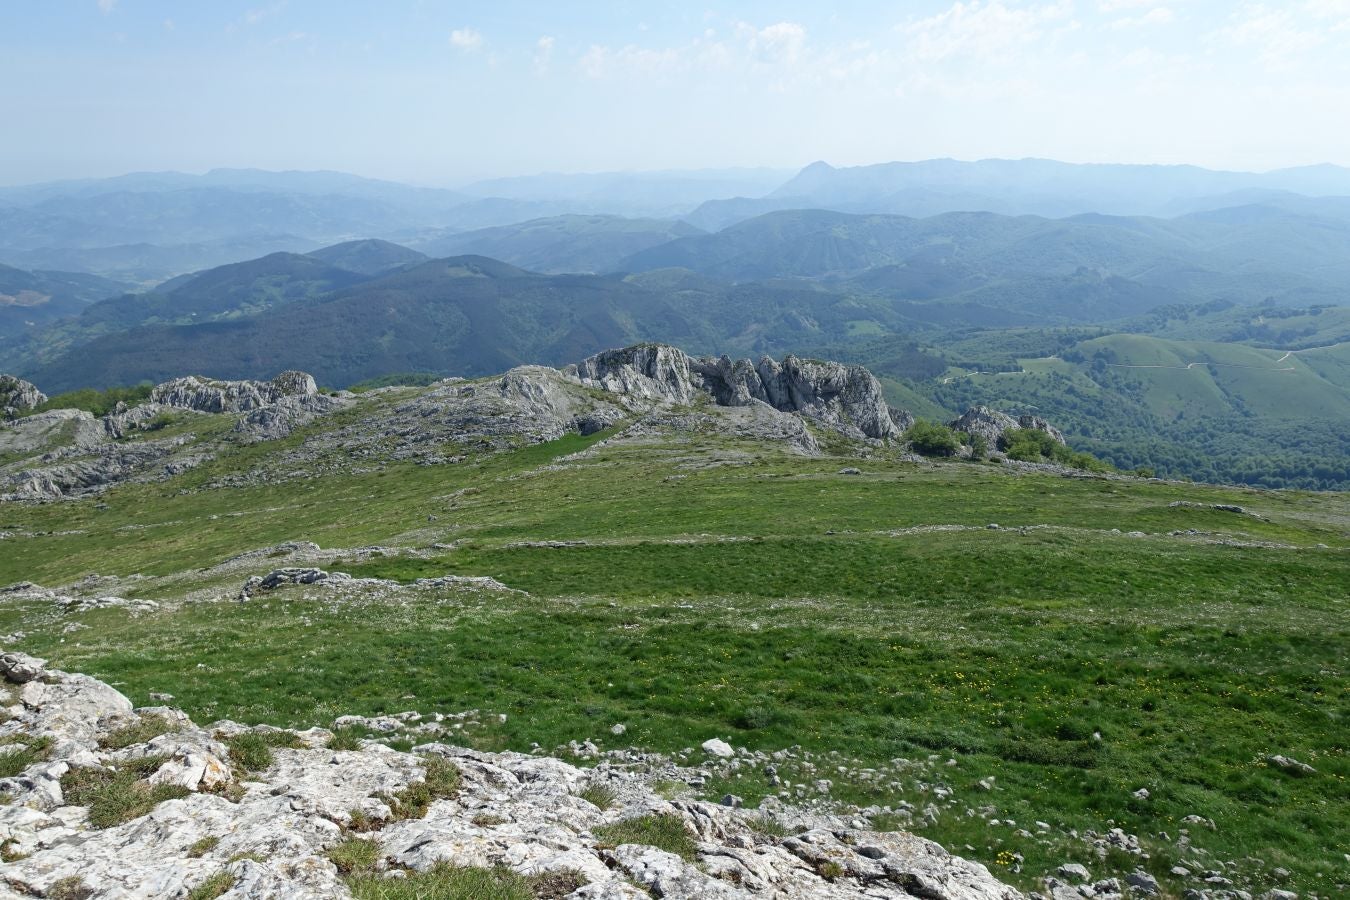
(702, 738), (735, 758)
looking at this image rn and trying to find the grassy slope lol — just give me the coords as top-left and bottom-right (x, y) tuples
(0, 414), (1346, 895)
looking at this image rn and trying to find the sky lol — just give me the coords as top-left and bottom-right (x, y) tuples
(2, 1), (1349, 186)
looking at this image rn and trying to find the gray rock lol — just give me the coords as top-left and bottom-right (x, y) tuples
(151, 371), (318, 413)
(702, 738), (735, 758)
(569, 344), (908, 440)
(0, 374), (46, 417)
(1266, 755), (1316, 775)
(1058, 863), (1092, 882)
(1126, 871), (1160, 895)
(949, 406), (1066, 450)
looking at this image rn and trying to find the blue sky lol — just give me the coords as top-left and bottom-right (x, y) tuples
(2, 1), (1349, 185)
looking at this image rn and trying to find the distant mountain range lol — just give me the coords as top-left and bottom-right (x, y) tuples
(687, 159), (1350, 229)
(5, 158), (1350, 284)
(8, 194), (1350, 387)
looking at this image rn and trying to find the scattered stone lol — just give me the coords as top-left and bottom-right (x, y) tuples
(1126, 870), (1160, 895)
(1266, 755), (1316, 775)
(1057, 863), (1092, 882)
(702, 738), (735, 758)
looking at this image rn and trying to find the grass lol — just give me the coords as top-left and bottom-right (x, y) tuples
(46, 877), (94, 900)
(577, 782), (618, 810)
(346, 864), (585, 900)
(98, 714), (175, 750)
(59, 757), (191, 828)
(0, 735), (53, 778)
(380, 757), (462, 821)
(186, 835), (220, 858)
(594, 815), (698, 861)
(328, 726), (366, 751)
(185, 872), (235, 900)
(223, 730), (304, 773)
(748, 813), (792, 838)
(2, 422), (1347, 895)
(327, 837), (382, 874)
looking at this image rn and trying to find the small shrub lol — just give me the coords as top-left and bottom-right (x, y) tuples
(327, 836), (382, 874)
(227, 852), (266, 864)
(224, 730), (303, 773)
(732, 705), (777, 730)
(99, 714), (175, 750)
(472, 813), (508, 827)
(328, 727), (366, 751)
(529, 869), (587, 899)
(748, 813), (791, 838)
(47, 877), (94, 900)
(186, 872), (235, 900)
(577, 782), (618, 810)
(904, 420), (960, 457)
(186, 835), (220, 858)
(594, 814), (697, 861)
(60, 759), (191, 828)
(816, 860), (845, 881)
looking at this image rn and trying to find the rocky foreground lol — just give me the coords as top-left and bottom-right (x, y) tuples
(0, 651), (1024, 899)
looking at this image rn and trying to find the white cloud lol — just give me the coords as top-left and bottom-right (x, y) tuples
(450, 28), (484, 51)
(533, 35), (555, 73)
(1111, 7), (1176, 28)
(96, 0), (115, 13)
(1217, 4), (1325, 67)
(736, 21), (808, 64)
(901, 1), (1076, 63)
(243, 3), (286, 27)
(163, 18), (175, 31)
(1098, 0), (1156, 10)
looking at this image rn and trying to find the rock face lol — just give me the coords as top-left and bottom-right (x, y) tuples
(0, 655), (1021, 900)
(0, 375), (45, 418)
(150, 371), (319, 414)
(1, 370), (345, 501)
(569, 344), (906, 440)
(948, 406), (1066, 450)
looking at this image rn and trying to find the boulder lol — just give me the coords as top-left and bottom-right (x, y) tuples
(702, 738), (735, 758)
(949, 406), (1067, 450)
(0, 374), (46, 417)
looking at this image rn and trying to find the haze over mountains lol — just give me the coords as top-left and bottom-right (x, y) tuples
(2, 156), (1348, 490)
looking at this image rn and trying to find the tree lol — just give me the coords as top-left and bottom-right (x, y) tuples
(904, 420), (960, 457)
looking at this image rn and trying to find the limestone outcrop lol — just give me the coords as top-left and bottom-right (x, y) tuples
(568, 344), (907, 440)
(0, 653), (1023, 900)
(0, 375), (45, 418)
(150, 371), (319, 414)
(948, 406), (1067, 450)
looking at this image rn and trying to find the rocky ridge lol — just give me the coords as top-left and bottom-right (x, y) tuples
(0, 651), (1023, 900)
(568, 344), (912, 441)
(2, 346), (1073, 502)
